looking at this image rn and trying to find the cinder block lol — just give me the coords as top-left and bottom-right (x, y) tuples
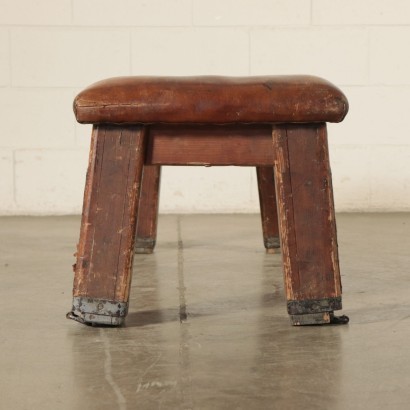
(0, 29), (10, 86)
(328, 86), (410, 146)
(369, 28), (410, 85)
(159, 166), (256, 213)
(75, 123), (93, 148)
(0, 88), (75, 149)
(15, 149), (89, 214)
(329, 145), (371, 211)
(73, 0), (191, 26)
(332, 143), (410, 211)
(0, 0), (71, 25)
(250, 168), (264, 212)
(70, 87), (93, 147)
(11, 28), (130, 87)
(0, 150), (14, 212)
(313, 0), (410, 25)
(132, 28), (249, 76)
(193, 0), (310, 26)
(370, 146), (410, 211)
(250, 28), (367, 85)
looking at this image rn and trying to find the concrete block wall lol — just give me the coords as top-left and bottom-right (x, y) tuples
(1, 1), (409, 214)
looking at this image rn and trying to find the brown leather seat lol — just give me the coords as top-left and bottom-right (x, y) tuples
(74, 75), (348, 125)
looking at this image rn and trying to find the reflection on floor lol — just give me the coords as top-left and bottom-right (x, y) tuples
(0, 214), (409, 409)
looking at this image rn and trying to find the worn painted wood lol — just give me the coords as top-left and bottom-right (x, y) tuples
(135, 165), (161, 254)
(73, 125), (147, 302)
(146, 124), (273, 166)
(256, 167), (280, 253)
(272, 124), (342, 309)
(70, 121), (344, 325)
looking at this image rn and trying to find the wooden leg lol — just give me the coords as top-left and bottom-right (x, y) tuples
(68, 125), (147, 326)
(272, 124), (347, 326)
(256, 166), (280, 253)
(134, 165), (161, 254)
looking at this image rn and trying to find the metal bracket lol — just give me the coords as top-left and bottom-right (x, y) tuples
(287, 296), (342, 315)
(290, 311), (349, 326)
(134, 238), (156, 254)
(67, 297), (128, 326)
(264, 236), (281, 249)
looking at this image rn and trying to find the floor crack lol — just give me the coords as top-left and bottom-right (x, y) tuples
(177, 216), (188, 322)
(100, 329), (127, 410)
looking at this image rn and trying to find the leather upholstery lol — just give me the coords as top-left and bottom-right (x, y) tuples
(74, 75), (348, 124)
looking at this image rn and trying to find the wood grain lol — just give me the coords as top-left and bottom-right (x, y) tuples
(135, 165), (161, 254)
(146, 124), (274, 166)
(256, 166), (280, 252)
(272, 124), (341, 303)
(73, 125), (147, 302)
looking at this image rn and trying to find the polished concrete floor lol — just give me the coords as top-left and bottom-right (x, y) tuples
(0, 213), (410, 410)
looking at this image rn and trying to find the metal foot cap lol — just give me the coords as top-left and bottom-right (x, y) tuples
(290, 311), (349, 326)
